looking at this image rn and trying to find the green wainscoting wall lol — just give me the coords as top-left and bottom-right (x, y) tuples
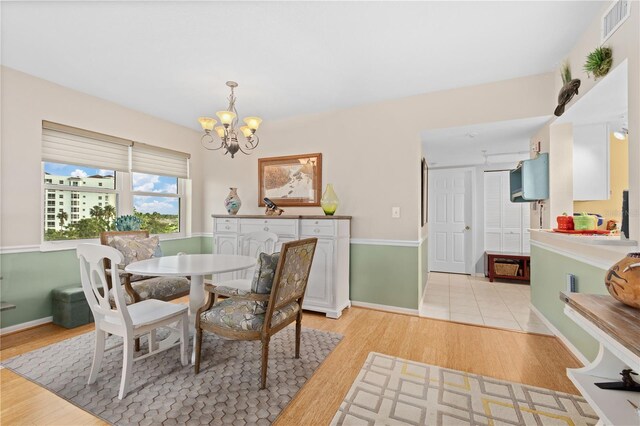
(2, 236), (424, 329)
(530, 244), (607, 361)
(0, 237), (206, 329)
(350, 244), (420, 310)
(418, 237), (428, 302)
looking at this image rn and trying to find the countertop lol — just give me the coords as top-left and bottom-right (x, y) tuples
(530, 229), (638, 270)
(211, 214), (352, 220)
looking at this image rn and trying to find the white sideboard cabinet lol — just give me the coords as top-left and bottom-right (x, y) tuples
(211, 214), (352, 318)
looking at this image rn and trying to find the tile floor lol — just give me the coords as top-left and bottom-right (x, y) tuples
(420, 272), (552, 335)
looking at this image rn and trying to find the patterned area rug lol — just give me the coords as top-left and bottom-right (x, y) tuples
(331, 352), (598, 426)
(3, 327), (342, 425)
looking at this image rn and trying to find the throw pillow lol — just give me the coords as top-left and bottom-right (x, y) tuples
(112, 235), (160, 266)
(251, 252), (280, 294)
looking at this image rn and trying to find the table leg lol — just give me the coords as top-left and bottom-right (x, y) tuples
(188, 274), (206, 364)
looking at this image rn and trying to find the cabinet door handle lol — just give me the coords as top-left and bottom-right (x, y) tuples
(225, 225), (230, 230)
(315, 221), (319, 224)
(314, 228), (320, 233)
(264, 227), (269, 231)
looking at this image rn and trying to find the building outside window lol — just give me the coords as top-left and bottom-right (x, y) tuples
(42, 122), (190, 243)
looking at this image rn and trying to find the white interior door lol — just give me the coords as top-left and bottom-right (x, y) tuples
(429, 168), (472, 274)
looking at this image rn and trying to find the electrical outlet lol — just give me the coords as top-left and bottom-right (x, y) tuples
(392, 207), (401, 218)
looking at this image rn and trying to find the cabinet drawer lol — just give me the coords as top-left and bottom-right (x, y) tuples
(214, 218), (238, 233)
(301, 221), (335, 237)
(239, 219), (297, 236)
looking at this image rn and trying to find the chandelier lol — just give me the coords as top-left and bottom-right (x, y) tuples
(198, 81), (262, 158)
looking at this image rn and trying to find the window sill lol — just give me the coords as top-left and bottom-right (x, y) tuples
(39, 232), (193, 252)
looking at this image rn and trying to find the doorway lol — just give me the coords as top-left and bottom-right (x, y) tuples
(428, 168), (473, 274)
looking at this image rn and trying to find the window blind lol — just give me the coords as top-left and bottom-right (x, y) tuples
(132, 142), (190, 178)
(42, 121), (132, 172)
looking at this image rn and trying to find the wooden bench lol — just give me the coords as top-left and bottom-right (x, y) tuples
(486, 251), (530, 283)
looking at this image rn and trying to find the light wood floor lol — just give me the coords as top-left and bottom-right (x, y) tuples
(1, 300), (581, 425)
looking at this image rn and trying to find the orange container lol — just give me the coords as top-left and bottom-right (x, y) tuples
(557, 213), (574, 230)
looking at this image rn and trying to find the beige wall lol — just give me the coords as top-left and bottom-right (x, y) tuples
(202, 73), (554, 240)
(0, 66), (204, 247)
(534, 1), (640, 238)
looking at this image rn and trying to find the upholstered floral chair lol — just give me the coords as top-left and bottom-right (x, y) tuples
(100, 231), (190, 304)
(194, 238), (318, 389)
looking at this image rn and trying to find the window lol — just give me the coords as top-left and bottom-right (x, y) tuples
(47, 214), (55, 220)
(43, 163), (117, 241)
(41, 121), (190, 243)
(132, 173), (181, 234)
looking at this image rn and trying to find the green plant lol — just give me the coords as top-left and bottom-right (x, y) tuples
(561, 61), (572, 85)
(584, 46), (613, 79)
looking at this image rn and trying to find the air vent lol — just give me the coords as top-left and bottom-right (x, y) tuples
(601, 0), (630, 42)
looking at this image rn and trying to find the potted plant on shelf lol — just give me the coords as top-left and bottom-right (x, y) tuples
(584, 46), (613, 79)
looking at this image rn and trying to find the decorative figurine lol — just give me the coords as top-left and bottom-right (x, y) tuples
(595, 369), (640, 392)
(264, 197), (284, 216)
(554, 62), (581, 117)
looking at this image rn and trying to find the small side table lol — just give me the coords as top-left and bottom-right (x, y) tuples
(486, 251), (530, 283)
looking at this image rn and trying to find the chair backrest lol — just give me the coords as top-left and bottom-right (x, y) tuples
(77, 243), (132, 328)
(238, 231), (278, 279)
(100, 230), (150, 287)
(265, 238), (317, 323)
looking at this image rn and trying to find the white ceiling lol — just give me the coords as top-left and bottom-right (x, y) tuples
(422, 116), (551, 168)
(1, 1), (603, 130)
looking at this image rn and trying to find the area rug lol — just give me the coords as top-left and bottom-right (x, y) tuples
(331, 352), (598, 426)
(2, 327), (342, 425)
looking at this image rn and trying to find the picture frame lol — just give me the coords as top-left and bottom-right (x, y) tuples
(421, 158), (428, 226)
(258, 153), (322, 207)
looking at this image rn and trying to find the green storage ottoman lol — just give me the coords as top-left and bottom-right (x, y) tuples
(52, 286), (94, 328)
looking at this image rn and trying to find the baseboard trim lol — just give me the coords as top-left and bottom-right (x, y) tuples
(529, 303), (588, 366)
(351, 301), (419, 316)
(0, 316), (53, 336)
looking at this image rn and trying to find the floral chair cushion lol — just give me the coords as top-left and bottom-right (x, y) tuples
(200, 298), (299, 332)
(251, 252), (280, 294)
(109, 276), (190, 305)
(111, 235), (160, 267)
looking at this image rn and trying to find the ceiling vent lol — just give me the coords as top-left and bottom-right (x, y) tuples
(601, 0), (630, 42)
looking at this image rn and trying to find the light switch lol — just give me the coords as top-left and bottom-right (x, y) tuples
(392, 207), (400, 218)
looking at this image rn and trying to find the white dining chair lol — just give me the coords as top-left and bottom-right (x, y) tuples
(77, 243), (189, 400)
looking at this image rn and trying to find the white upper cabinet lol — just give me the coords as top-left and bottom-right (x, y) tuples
(573, 123), (610, 201)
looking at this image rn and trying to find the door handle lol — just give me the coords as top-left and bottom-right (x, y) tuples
(464, 226), (471, 231)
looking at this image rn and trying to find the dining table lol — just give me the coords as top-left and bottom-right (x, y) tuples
(125, 253), (256, 362)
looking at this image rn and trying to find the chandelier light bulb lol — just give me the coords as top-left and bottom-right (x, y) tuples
(214, 126), (226, 138)
(239, 126), (253, 138)
(243, 117), (262, 131)
(216, 110), (237, 126)
(198, 117), (216, 132)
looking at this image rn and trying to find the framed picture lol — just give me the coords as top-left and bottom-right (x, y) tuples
(421, 158), (428, 226)
(258, 153), (322, 206)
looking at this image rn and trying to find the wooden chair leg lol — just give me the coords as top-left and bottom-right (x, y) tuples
(194, 327), (203, 374)
(260, 337), (270, 389)
(295, 312), (302, 359)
